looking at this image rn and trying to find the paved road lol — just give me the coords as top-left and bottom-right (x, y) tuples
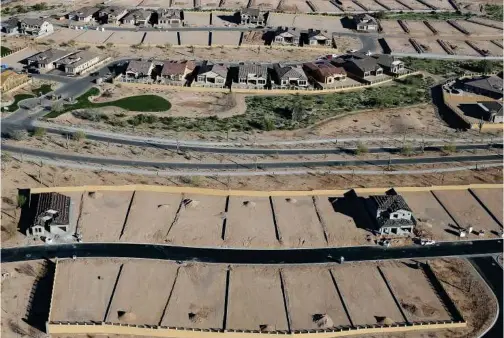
(2, 239), (502, 264)
(2, 144), (502, 169)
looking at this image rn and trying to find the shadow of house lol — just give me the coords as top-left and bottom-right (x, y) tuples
(24, 260), (56, 332)
(459, 102), (503, 123)
(18, 188), (35, 236)
(328, 190), (376, 233)
(220, 14), (240, 25)
(262, 30), (276, 45)
(340, 16), (354, 30)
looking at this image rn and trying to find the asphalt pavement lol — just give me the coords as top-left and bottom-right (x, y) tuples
(2, 239), (502, 264)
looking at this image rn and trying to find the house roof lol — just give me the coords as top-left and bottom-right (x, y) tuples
(377, 217), (415, 228)
(477, 101), (503, 115)
(99, 6), (126, 15)
(273, 64), (307, 80)
(20, 18), (47, 26)
(372, 54), (402, 68)
(33, 192), (71, 226)
(347, 57), (382, 72)
(126, 60), (152, 74)
(159, 9), (182, 19)
(275, 28), (301, 38)
(1, 17), (19, 28)
(238, 64), (267, 78)
(304, 61), (346, 77)
(56, 51), (99, 68)
(464, 76), (503, 96)
(241, 8), (260, 16)
(123, 9), (151, 21)
(68, 6), (99, 18)
(306, 30), (330, 40)
(371, 195), (412, 213)
(354, 13), (377, 24)
(198, 63), (228, 78)
(27, 49), (74, 64)
(161, 60), (194, 76)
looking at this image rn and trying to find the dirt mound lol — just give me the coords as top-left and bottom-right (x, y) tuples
(188, 308), (210, 323)
(88, 191), (103, 199)
(117, 311), (136, 322)
(157, 204), (171, 209)
(375, 316), (394, 325)
(285, 198), (297, 204)
(242, 200), (256, 208)
(401, 301), (419, 315)
(401, 300), (439, 318)
(312, 314), (334, 328)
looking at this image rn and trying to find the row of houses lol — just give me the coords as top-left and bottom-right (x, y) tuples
(121, 52), (406, 89)
(1, 17), (54, 36)
(26, 48), (102, 75)
(269, 28), (332, 47)
(65, 6), (183, 26)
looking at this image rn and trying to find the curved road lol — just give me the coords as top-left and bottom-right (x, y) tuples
(2, 239), (502, 264)
(2, 144), (502, 169)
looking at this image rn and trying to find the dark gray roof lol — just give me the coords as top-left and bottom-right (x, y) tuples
(354, 13), (377, 24)
(372, 54), (402, 68)
(464, 76), (503, 95)
(68, 6), (99, 18)
(20, 18), (47, 26)
(273, 64), (307, 80)
(238, 64), (267, 79)
(378, 217), (415, 228)
(126, 60), (152, 74)
(27, 49), (74, 63)
(371, 195), (412, 213)
(1, 18), (19, 28)
(123, 9), (151, 21)
(347, 57), (381, 72)
(478, 101), (503, 116)
(306, 30), (330, 40)
(241, 8), (260, 16)
(274, 28), (301, 38)
(99, 6), (126, 15)
(34, 192), (71, 225)
(198, 63), (228, 78)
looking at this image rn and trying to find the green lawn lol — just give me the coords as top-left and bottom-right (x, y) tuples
(45, 88), (172, 118)
(1, 46), (11, 57)
(485, 4), (503, 21)
(2, 94), (35, 112)
(32, 84), (53, 96)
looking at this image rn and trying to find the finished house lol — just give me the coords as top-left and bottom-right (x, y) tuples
(54, 51), (101, 75)
(344, 57), (383, 80)
(26, 49), (75, 70)
(1, 18), (19, 34)
(29, 192), (72, 239)
(372, 54), (405, 74)
(237, 8), (265, 25)
(305, 30), (332, 47)
(66, 7), (99, 22)
(368, 195), (416, 236)
(157, 9), (183, 27)
(193, 62), (228, 87)
(122, 9), (152, 26)
(159, 60), (195, 84)
(272, 64), (308, 89)
(19, 18), (54, 36)
(236, 64), (268, 88)
(353, 14), (378, 31)
(272, 28), (301, 46)
(125, 60), (154, 80)
(303, 61), (346, 87)
(463, 75), (503, 100)
(460, 101), (503, 123)
(97, 6), (128, 24)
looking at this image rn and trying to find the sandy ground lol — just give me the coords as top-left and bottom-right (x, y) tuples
(166, 194), (226, 247)
(377, 0), (409, 10)
(315, 194), (374, 246)
(401, 191), (458, 241)
(212, 31), (242, 46)
(406, 21), (436, 36)
(469, 188), (503, 226)
(385, 37), (418, 53)
(272, 196), (327, 247)
(106, 260), (178, 325)
(267, 13), (345, 32)
(184, 12), (211, 26)
(472, 40), (503, 57)
(416, 39), (447, 54)
(161, 264), (227, 329)
(331, 264), (405, 325)
(432, 190), (502, 238)
(50, 258), (121, 322)
(224, 196), (279, 248)
(227, 266), (289, 331)
(282, 267), (351, 329)
(380, 261), (452, 322)
(143, 31), (179, 46)
(428, 21), (465, 37)
(120, 191), (182, 243)
(456, 20), (503, 36)
(179, 31), (210, 46)
(79, 191), (134, 242)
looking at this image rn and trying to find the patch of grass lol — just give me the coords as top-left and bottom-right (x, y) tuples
(32, 84), (52, 96)
(402, 58), (503, 76)
(45, 88), (171, 118)
(2, 94), (35, 112)
(377, 11), (471, 21)
(1, 46), (11, 56)
(485, 4), (503, 21)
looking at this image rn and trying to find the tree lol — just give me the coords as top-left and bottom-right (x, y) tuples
(373, 11), (386, 19)
(400, 143), (414, 156)
(32, 127), (47, 137)
(442, 143), (457, 154)
(477, 59), (492, 74)
(262, 116), (275, 131)
(72, 131), (86, 141)
(51, 101), (63, 113)
(354, 141), (369, 155)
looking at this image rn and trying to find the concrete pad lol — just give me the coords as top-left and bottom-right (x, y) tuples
(120, 191), (182, 243)
(184, 12), (211, 26)
(225, 196), (279, 248)
(273, 196), (326, 247)
(227, 266), (288, 330)
(50, 259), (121, 322)
(79, 191), (133, 242)
(106, 260), (179, 325)
(166, 194), (226, 247)
(331, 264), (404, 325)
(469, 188), (503, 226)
(180, 31), (210, 45)
(105, 31), (145, 45)
(161, 264), (227, 329)
(212, 31), (241, 45)
(74, 30), (113, 44)
(283, 267), (351, 329)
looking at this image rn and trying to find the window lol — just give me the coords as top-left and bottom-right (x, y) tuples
(258, 79), (265, 84)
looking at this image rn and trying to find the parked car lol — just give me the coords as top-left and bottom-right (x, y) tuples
(421, 239), (436, 246)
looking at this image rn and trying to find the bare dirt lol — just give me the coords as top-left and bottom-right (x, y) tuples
(469, 188), (503, 226)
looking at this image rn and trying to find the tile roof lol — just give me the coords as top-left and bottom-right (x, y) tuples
(304, 61), (346, 77)
(273, 64), (307, 80)
(34, 192), (71, 226)
(161, 60), (194, 76)
(126, 60), (152, 75)
(238, 64), (267, 79)
(371, 195), (412, 213)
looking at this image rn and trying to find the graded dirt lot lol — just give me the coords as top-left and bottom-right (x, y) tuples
(120, 191), (182, 243)
(268, 13), (345, 32)
(432, 190), (502, 237)
(108, 0), (143, 6)
(184, 12), (211, 26)
(312, 0), (342, 12)
(401, 0), (429, 10)
(331, 264), (405, 325)
(0, 47), (40, 70)
(227, 266), (288, 331)
(225, 196), (279, 248)
(45, 28), (85, 43)
(106, 31), (145, 45)
(74, 30), (113, 44)
(338, 0), (363, 11)
(472, 40), (503, 57)
(401, 191), (457, 241)
(381, 261), (452, 322)
(282, 267), (351, 329)
(143, 31), (179, 45)
(201, 0), (221, 9)
(79, 191), (134, 242)
(161, 264), (227, 329)
(316, 194), (374, 246)
(333, 35), (362, 51)
(427, 21), (465, 37)
(421, 0), (454, 9)
(212, 31), (242, 46)
(416, 39), (447, 54)
(450, 41), (481, 56)
(405, 20), (435, 36)
(455, 20), (502, 36)
(180, 31), (210, 45)
(272, 196), (326, 247)
(50, 259), (121, 322)
(212, 11), (237, 26)
(377, 0), (409, 10)
(106, 260), (179, 325)
(385, 37), (417, 53)
(221, 0), (250, 9)
(166, 194), (226, 247)
(469, 188), (503, 226)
